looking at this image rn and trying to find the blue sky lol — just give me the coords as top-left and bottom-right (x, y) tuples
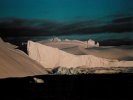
(0, 0), (132, 22)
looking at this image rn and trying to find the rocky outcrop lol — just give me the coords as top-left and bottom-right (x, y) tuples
(51, 67), (133, 74)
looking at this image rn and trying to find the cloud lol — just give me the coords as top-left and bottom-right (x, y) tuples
(0, 18), (62, 37)
(0, 14), (133, 37)
(57, 15), (133, 34)
(99, 39), (133, 46)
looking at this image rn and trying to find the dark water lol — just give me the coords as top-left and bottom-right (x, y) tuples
(0, 74), (133, 100)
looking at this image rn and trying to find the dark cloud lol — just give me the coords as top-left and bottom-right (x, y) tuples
(0, 15), (133, 37)
(112, 16), (133, 23)
(58, 15), (133, 34)
(0, 18), (62, 37)
(99, 39), (133, 46)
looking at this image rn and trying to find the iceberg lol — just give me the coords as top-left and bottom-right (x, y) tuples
(0, 38), (48, 78)
(28, 41), (133, 68)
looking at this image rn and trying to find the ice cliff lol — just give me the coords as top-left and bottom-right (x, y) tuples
(28, 41), (133, 68)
